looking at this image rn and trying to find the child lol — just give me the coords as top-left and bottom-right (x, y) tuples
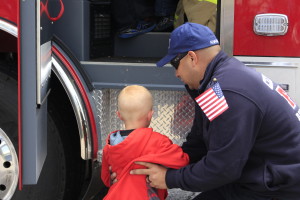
(101, 85), (189, 200)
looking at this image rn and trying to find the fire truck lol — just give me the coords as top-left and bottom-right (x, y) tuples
(0, 0), (299, 199)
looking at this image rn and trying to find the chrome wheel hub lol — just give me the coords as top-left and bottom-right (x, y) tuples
(0, 128), (19, 200)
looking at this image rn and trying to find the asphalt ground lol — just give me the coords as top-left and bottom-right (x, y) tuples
(166, 189), (200, 200)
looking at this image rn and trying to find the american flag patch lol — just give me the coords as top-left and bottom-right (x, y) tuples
(195, 82), (229, 121)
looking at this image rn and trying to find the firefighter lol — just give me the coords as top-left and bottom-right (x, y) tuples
(130, 23), (300, 200)
(174, 0), (217, 33)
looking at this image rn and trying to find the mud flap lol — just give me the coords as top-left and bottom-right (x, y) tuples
(20, 0), (51, 184)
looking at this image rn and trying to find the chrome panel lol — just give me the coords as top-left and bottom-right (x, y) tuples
(238, 58), (300, 104)
(0, 19), (17, 37)
(220, 0), (234, 56)
(52, 57), (92, 159)
(39, 41), (52, 105)
(92, 89), (195, 148)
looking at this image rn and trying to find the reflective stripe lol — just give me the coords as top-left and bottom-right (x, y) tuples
(198, 0), (217, 4)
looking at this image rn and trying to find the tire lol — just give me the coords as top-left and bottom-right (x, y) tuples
(0, 62), (69, 199)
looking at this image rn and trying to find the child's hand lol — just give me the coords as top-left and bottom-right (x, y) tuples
(109, 166), (118, 185)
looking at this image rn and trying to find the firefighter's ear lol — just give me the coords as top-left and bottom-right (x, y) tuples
(116, 111), (123, 120)
(188, 51), (197, 65)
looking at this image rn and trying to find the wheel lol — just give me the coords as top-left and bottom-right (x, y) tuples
(0, 61), (73, 199)
(0, 127), (18, 200)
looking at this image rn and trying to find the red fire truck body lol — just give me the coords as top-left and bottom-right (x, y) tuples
(234, 0), (300, 57)
(0, 0), (299, 199)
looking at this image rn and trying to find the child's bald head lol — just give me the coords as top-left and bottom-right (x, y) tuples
(118, 85), (153, 123)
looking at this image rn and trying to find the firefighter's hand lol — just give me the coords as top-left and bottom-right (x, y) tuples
(109, 166), (117, 184)
(130, 162), (168, 189)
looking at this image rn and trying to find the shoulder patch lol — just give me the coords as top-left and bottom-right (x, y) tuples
(195, 82), (229, 121)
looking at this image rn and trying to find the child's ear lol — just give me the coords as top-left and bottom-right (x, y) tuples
(116, 111), (123, 120)
(147, 110), (154, 121)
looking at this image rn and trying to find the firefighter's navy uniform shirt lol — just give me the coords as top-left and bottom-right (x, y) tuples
(166, 51), (300, 199)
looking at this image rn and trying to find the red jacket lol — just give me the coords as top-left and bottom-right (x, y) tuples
(101, 128), (189, 200)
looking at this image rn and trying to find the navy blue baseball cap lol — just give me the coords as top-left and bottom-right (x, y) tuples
(156, 22), (219, 67)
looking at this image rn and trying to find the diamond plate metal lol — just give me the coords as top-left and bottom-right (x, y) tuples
(92, 89), (195, 148)
(93, 89), (199, 199)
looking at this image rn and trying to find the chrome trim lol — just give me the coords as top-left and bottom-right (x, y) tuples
(80, 61), (160, 67)
(235, 55), (300, 67)
(243, 62), (298, 68)
(36, 0), (41, 105)
(0, 19), (18, 37)
(220, 0), (234, 56)
(253, 14), (288, 36)
(39, 41), (52, 106)
(0, 128), (19, 200)
(52, 57), (92, 159)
